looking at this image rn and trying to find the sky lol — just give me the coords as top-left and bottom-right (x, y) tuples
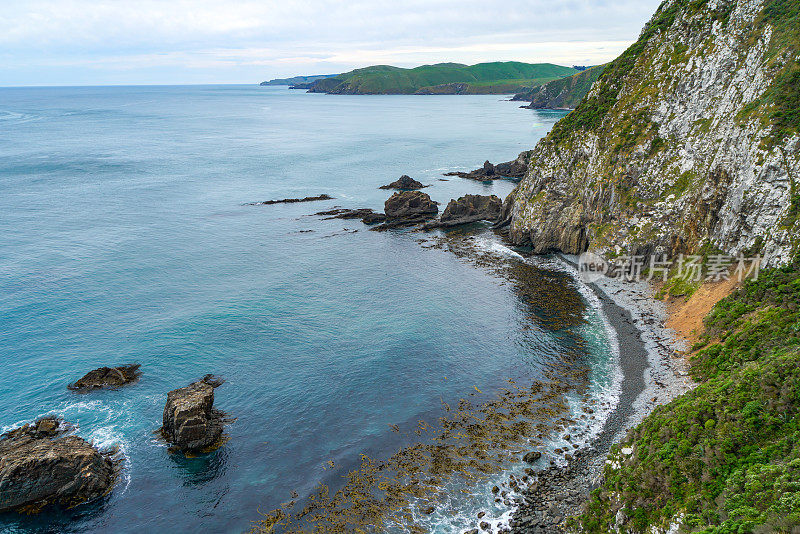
(0, 0), (663, 87)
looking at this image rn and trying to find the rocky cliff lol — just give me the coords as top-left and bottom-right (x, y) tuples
(499, 0), (800, 267)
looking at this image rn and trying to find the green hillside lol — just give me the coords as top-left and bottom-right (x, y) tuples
(511, 64), (606, 108)
(307, 61), (578, 95)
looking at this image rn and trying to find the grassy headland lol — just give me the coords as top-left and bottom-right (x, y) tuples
(305, 62), (578, 95)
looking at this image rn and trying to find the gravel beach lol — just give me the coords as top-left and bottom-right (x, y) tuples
(502, 255), (694, 534)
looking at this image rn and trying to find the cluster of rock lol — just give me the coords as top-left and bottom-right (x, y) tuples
(0, 417), (120, 514)
(444, 153), (530, 181)
(1, 367), (229, 515)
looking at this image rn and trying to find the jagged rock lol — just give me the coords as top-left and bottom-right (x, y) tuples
(379, 175), (426, 190)
(370, 191), (439, 230)
(444, 153), (530, 181)
(161, 376), (226, 453)
(0, 417), (119, 514)
(68, 364), (141, 392)
(425, 194), (502, 228)
(384, 191), (438, 219)
(315, 208), (386, 224)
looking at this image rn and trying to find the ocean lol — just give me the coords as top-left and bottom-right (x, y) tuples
(0, 85), (617, 533)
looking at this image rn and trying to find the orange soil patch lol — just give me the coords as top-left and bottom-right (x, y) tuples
(665, 277), (741, 345)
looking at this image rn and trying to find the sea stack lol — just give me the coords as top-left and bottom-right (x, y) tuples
(160, 375), (226, 453)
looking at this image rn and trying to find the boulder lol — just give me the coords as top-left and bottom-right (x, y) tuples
(0, 417), (118, 514)
(384, 191), (438, 219)
(435, 194), (502, 227)
(379, 175), (426, 190)
(523, 450), (542, 463)
(161, 376), (226, 453)
(68, 364), (141, 392)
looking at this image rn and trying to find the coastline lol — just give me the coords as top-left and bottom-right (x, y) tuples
(505, 255), (694, 533)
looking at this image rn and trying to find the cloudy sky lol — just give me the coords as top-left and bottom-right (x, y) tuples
(1, 0), (662, 86)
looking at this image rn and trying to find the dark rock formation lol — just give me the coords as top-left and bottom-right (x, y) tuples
(444, 152), (530, 181)
(315, 208), (387, 224)
(379, 175), (426, 190)
(370, 191), (439, 231)
(523, 450), (542, 463)
(161, 375), (226, 454)
(0, 417), (119, 514)
(68, 364), (141, 392)
(244, 194), (333, 206)
(384, 191), (438, 219)
(423, 194), (502, 228)
(440, 194), (501, 225)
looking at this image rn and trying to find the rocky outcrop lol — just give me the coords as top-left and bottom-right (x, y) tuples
(0, 417), (119, 513)
(379, 175), (426, 190)
(501, 0), (800, 266)
(370, 191), (439, 230)
(315, 207), (386, 224)
(424, 194), (502, 228)
(444, 153), (530, 181)
(68, 364), (141, 392)
(244, 194), (333, 206)
(161, 376), (226, 454)
(383, 191), (438, 219)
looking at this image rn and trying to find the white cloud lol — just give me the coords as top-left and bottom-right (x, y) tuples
(0, 0), (662, 85)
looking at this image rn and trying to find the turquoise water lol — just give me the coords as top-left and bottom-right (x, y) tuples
(0, 85), (612, 532)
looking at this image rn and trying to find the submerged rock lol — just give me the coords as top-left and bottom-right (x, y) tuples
(161, 375), (227, 454)
(379, 175), (426, 190)
(244, 194), (333, 206)
(0, 417), (119, 514)
(315, 207), (386, 224)
(68, 364), (141, 392)
(425, 194), (502, 228)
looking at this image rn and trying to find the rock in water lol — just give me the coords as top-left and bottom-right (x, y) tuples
(379, 175), (426, 190)
(0, 417), (118, 514)
(161, 376), (226, 453)
(437, 194), (502, 227)
(384, 191), (438, 219)
(443, 152), (530, 180)
(523, 450), (542, 463)
(68, 364), (141, 391)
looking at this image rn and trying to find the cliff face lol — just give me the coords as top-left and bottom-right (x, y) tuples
(501, 0), (800, 266)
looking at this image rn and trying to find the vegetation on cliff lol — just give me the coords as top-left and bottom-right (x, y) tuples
(306, 62), (577, 95)
(579, 260), (800, 532)
(510, 64), (606, 109)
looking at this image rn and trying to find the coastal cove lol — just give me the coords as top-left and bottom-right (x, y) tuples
(0, 85), (631, 532)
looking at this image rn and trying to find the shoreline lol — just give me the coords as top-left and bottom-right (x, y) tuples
(505, 256), (694, 533)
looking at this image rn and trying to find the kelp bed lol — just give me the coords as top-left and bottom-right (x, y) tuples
(252, 231), (599, 533)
